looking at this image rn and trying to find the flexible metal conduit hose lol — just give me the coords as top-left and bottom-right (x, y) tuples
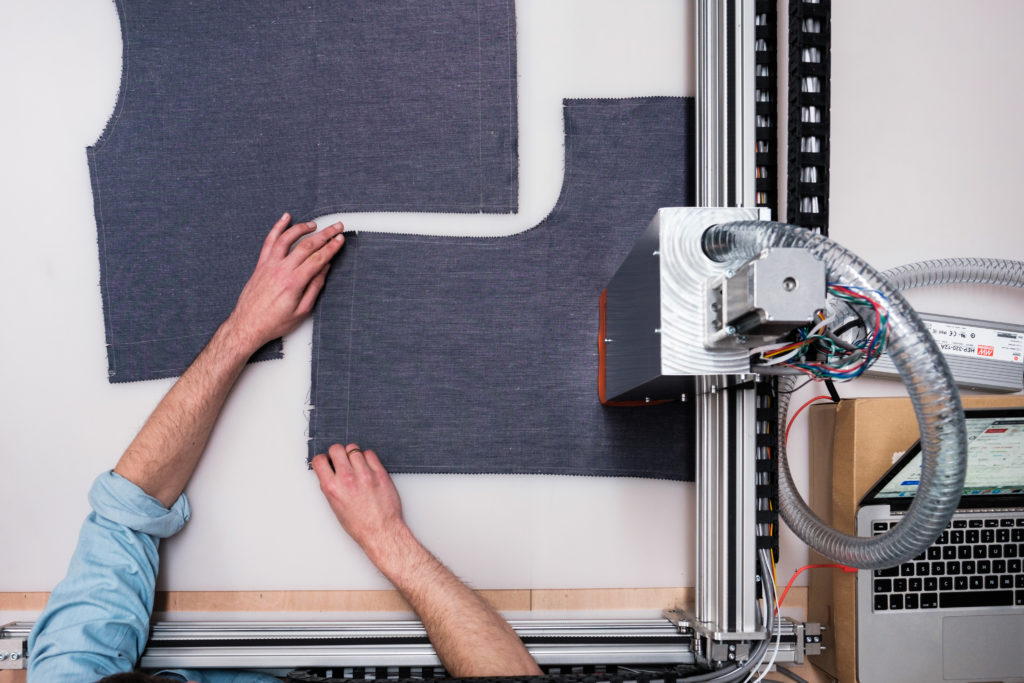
(883, 257), (1024, 291)
(701, 221), (968, 569)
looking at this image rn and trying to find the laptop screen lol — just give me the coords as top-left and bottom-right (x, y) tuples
(860, 408), (1024, 510)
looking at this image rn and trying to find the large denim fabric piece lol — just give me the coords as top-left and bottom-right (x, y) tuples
(309, 98), (696, 480)
(91, 0), (517, 383)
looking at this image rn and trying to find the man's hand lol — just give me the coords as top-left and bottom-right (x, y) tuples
(114, 212), (344, 508)
(225, 212), (345, 353)
(311, 443), (408, 566)
(311, 443), (542, 677)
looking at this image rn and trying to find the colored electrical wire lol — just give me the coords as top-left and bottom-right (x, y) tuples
(752, 282), (890, 381)
(784, 394), (833, 445)
(776, 563), (857, 611)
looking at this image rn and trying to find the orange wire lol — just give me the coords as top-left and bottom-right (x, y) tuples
(763, 340), (807, 358)
(777, 563), (857, 611)
(784, 394), (833, 445)
(773, 363), (844, 607)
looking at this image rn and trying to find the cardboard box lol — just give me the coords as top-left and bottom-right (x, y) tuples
(806, 395), (1024, 683)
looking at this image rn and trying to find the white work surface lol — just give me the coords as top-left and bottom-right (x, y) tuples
(2, 0), (1024, 609)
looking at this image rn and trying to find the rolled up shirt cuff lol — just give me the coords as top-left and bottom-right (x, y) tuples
(88, 470), (191, 538)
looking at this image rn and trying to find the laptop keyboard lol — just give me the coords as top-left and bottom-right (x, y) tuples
(872, 516), (1024, 611)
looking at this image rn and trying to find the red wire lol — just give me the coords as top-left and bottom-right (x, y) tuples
(828, 284), (885, 371)
(777, 563), (858, 611)
(784, 394), (833, 445)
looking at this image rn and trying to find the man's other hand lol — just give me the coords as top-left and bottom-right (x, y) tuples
(311, 443), (408, 566)
(226, 212), (345, 352)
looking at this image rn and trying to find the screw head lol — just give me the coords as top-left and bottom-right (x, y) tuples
(9, 652), (19, 661)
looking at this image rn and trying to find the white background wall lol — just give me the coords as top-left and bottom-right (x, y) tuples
(1, 0), (1023, 621)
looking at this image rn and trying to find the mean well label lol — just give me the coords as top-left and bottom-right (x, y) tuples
(924, 320), (1024, 364)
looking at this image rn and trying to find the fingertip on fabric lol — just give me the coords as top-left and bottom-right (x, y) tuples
(311, 452), (333, 474)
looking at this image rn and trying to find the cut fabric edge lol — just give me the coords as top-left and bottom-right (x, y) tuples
(304, 96), (697, 479)
(106, 339), (283, 384)
(87, 0), (130, 153)
(302, 448), (690, 482)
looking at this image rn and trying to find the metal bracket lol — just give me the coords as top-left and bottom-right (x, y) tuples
(0, 636), (27, 670)
(664, 612), (824, 671)
(802, 621), (824, 660)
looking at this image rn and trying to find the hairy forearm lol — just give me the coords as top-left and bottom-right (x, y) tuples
(114, 216), (344, 508)
(371, 526), (542, 677)
(311, 443), (537, 675)
(113, 320), (255, 507)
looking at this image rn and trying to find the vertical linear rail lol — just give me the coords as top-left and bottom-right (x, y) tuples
(694, 376), (761, 643)
(697, 0), (757, 208)
(693, 0), (764, 657)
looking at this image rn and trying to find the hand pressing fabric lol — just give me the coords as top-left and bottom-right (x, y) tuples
(311, 443), (543, 677)
(226, 212), (345, 354)
(31, 212), (346, 683)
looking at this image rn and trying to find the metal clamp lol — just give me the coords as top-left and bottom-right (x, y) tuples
(0, 637), (27, 670)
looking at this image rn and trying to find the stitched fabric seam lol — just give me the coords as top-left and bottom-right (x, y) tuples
(506, 0), (516, 209)
(343, 247), (360, 444)
(91, 0), (133, 379)
(309, 98), (695, 479)
(477, 0), (484, 211)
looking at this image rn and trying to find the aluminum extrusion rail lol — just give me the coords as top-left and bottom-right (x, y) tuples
(134, 619), (693, 669)
(2, 617), (818, 672)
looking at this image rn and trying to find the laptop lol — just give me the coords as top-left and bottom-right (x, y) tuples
(855, 407), (1024, 683)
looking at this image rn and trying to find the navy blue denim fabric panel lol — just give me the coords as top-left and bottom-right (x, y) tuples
(91, 2), (315, 382)
(313, 1), (517, 214)
(309, 98), (696, 480)
(90, 1), (517, 383)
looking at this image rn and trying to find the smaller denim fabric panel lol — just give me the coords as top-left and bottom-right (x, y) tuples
(312, 0), (518, 214)
(92, 1), (317, 383)
(29, 472), (188, 681)
(92, 1), (518, 383)
(309, 98), (696, 480)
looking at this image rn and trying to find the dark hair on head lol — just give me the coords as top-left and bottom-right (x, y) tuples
(97, 673), (182, 683)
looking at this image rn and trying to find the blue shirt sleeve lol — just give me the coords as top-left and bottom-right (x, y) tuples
(28, 470), (190, 682)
